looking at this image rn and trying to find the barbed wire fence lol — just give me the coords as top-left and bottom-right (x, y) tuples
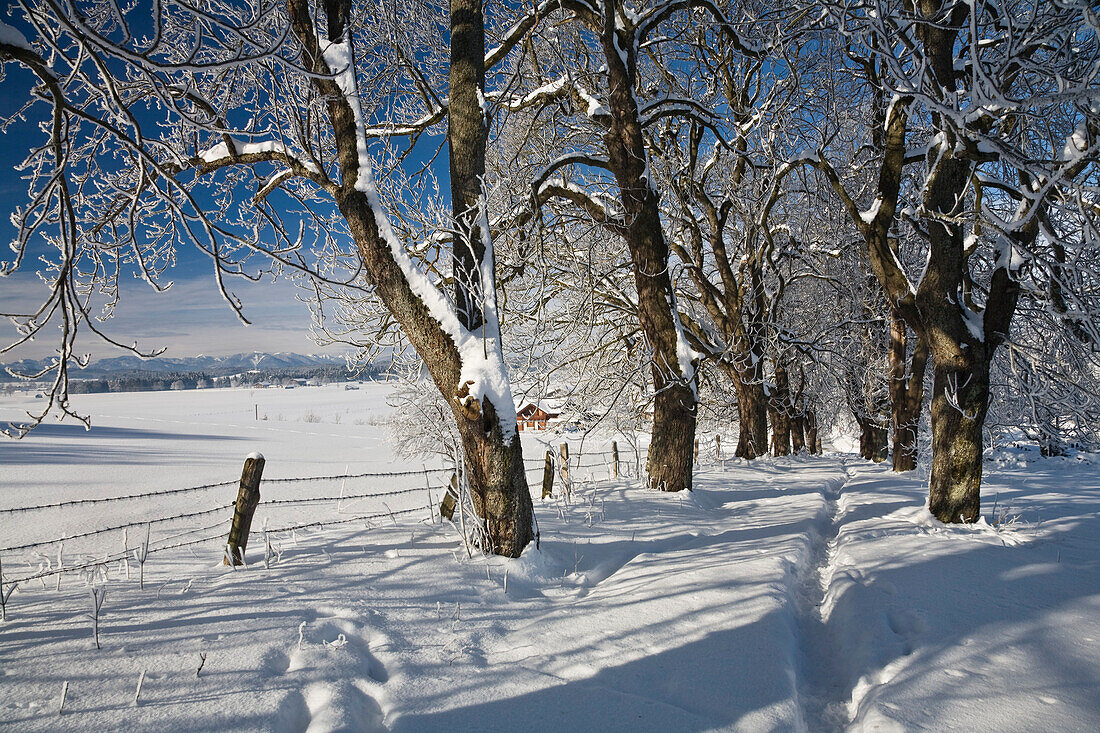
(0, 435), (704, 598)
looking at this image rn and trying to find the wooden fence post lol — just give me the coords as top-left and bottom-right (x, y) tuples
(611, 441), (619, 479)
(440, 473), (458, 520)
(541, 450), (555, 498)
(559, 442), (571, 499)
(225, 452), (265, 565)
(715, 434), (722, 460)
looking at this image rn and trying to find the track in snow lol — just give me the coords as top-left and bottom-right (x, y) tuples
(791, 461), (855, 732)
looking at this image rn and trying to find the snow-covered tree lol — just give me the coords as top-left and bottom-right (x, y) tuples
(815, 0), (1100, 521)
(0, 0), (551, 555)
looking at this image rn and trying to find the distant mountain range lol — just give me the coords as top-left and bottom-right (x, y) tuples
(3, 352), (353, 379)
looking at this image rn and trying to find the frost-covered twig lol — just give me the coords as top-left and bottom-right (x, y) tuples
(88, 586), (106, 650)
(133, 669), (146, 706)
(55, 543), (63, 591)
(262, 519), (274, 569)
(133, 525), (150, 589)
(0, 557), (16, 622)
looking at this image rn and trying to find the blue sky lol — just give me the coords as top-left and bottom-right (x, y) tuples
(0, 59), (338, 361)
(1, 7), (461, 364)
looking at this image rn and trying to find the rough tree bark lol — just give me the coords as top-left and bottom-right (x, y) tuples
(804, 409), (820, 455)
(770, 364), (792, 457)
(445, 0), (534, 551)
(599, 4), (697, 491)
(734, 368), (770, 459)
(889, 315), (928, 472)
(927, 353), (991, 522)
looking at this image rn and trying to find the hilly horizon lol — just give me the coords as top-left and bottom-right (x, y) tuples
(1, 351), (360, 379)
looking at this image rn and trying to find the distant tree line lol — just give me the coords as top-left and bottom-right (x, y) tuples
(64, 365), (384, 395)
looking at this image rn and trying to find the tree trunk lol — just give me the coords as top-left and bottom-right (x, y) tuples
(928, 358), (991, 523)
(310, 0), (533, 557)
(790, 414), (806, 453)
(770, 365), (791, 456)
(454, 400), (534, 556)
(600, 10), (697, 491)
(889, 317), (929, 472)
(871, 424), (889, 462)
(449, 0), (487, 331)
(648, 383), (698, 492)
(856, 415), (888, 462)
(911, 0), (1017, 524)
(446, 0), (532, 554)
(727, 363), (768, 459)
(805, 410), (819, 455)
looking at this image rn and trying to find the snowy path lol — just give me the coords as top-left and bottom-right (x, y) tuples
(789, 462), (852, 731)
(2, 452), (1099, 732)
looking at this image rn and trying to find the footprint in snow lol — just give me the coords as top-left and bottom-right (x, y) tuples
(260, 647), (292, 677)
(275, 612), (391, 732)
(302, 680), (387, 733)
(885, 608), (926, 656)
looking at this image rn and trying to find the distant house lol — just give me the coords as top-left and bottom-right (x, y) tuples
(516, 402), (560, 431)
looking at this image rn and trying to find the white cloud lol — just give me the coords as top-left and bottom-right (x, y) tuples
(1, 272), (342, 360)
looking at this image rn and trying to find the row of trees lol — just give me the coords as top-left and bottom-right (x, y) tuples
(64, 365), (368, 393)
(2, 0), (1098, 556)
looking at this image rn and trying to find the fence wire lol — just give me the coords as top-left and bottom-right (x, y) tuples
(0, 446), (628, 588)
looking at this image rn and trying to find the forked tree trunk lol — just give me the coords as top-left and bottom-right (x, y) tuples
(339, 194), (533, 556)
(306, 0), (533, 557)
(928, 358), (991, 523)
(889, 317), (929, 472)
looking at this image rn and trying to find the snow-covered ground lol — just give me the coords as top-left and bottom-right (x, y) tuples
(1, 387), (1098, 731)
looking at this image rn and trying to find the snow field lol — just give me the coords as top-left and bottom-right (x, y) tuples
(826, 454), (1100, 732)
(1, 387), (1098, 731)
